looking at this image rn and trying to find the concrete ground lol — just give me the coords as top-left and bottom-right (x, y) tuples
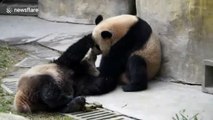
(0, 15), (94, 39)
(87, 82), (213, 120)
(1, 15), (213, 120)
(0, 15), (94, 52)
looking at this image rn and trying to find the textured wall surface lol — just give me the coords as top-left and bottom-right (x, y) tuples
(136, 0), (213, 84)
(38, 0), (135, 24)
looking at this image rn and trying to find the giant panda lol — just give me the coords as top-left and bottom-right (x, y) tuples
(14, 34), (103, 113)
(92, 14), (161, 92)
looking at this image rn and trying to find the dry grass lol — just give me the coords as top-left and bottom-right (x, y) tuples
(0, 43), (25, 112)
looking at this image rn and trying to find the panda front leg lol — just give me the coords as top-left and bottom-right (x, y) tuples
(122, 55), (148, 92)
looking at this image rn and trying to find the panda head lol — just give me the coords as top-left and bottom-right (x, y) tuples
(92, 15), (138, 55)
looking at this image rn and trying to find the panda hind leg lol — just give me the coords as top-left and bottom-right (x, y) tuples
(122, 55), (148, 92)
(40, 75), (73, 109)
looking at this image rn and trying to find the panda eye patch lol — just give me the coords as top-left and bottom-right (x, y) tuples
(101, 31), (112, 39)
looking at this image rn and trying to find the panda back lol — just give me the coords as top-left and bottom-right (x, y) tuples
(132, 33), (161, 80)
(22, 64), (63, 82)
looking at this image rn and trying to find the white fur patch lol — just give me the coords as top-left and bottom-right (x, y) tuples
(133, 33), (161, 79)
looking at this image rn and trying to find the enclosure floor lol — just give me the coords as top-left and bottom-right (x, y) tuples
(87, 81), (213, 120)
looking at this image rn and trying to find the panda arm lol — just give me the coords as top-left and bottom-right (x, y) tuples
(99, 56), (125, 77)
(74, 75), (117, 96)
(74, 55), (125, 96)
(98, 38), (129, 77)
(54, 33), (94, 68)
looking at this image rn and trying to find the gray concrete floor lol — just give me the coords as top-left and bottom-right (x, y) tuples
(0, 15), (94, 39)
(1, 15), (213, 120)
(87, 81), (213, 120)
(0, 15), (94, 52)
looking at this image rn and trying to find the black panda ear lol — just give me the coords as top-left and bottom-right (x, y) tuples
(101, 31), (112, 39)
(95, 15), (103, 25)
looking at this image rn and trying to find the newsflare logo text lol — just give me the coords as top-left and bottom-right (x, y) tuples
(6, 7), (38, 14)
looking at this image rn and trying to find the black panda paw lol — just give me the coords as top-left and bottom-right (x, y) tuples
(60, 96), (86, 113)
(73, 96), (86, 105)
(122, 84), (147, 92)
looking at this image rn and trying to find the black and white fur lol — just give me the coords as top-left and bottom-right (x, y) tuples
(14, 15), (161, 113)
(14, 34), (104, 113)
(92, 15), (161, 92)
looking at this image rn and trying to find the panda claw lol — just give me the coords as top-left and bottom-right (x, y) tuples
(60, 96), (86, 113)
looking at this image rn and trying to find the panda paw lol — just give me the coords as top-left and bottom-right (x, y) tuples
(73, 96), (86, 105)
(60, 96), (86, 113)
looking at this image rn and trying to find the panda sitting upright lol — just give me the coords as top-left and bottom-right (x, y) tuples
(92, 14), (161, 92)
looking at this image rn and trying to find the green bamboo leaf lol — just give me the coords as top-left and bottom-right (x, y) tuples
(180, 113), (188, 120)
(176, 114), (180, 120)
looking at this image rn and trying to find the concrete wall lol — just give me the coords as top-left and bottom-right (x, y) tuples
(203, 0), (213, 59)
(136, 0), (213, 84)
(38, 0), (135, 24)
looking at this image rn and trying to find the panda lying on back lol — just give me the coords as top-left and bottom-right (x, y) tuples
(92, 14), (161, 92)
(14, 34), (103, 113)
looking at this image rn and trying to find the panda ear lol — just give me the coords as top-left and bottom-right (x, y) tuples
(101, 31), (112, 39)
(95, 15), (103, 25)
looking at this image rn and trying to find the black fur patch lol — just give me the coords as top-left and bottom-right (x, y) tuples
(39, 74), (73, 110)
(73, 75), (118, 96)
(53, 33), (93, 69)
(122, 55), (148, 91)
(59, 96), (86, 113)
(101, 31), (112, 39)
(95, 15), (103, 25)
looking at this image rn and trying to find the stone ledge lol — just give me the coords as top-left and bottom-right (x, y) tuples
(202, 59), (213, 94)
(1, 77), (18, 94)
(203, 59), (213, 66)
